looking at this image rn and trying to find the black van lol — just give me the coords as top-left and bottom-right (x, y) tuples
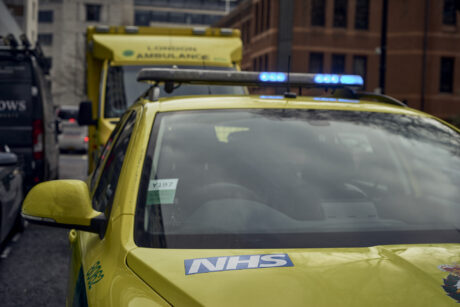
(0, 37), (59, 190)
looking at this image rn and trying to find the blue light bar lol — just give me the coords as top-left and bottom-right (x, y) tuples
(340, 75), (364, 86)
(259, 72), (287, 82)
(314, 74), (363, 86)
(138, 68), (365, 89)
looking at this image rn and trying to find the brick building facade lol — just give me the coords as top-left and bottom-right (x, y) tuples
(216, 0), (460, 120)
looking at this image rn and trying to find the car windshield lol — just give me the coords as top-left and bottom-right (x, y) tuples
(134, 109), (460, 249)
(104, 65), (245, 118)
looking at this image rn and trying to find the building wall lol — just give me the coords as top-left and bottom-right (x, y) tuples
(133, 0), (244, 27)
(38, 0), (242, 107)
(4, 0), (38, 45)
(217, 0), (460, 120)
(38, 0), (134, 106)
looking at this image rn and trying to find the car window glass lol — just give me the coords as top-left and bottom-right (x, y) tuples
(90, 111), (132, 191)
(92, 111), (136, 216)
(104, 65), (245, 118)
(134, 109), (460, 249)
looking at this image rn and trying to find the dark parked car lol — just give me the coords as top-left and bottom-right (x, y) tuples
(0, 37), (59, 190)
(57, 106), (88, 153)
(0, 146), (23, 244)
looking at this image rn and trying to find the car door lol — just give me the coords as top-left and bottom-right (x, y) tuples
(67, 109), (139, 306)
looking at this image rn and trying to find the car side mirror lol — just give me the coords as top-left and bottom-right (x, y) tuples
(0, 152), (18, 166)
(78, 101), (97, 126)
(22, 180), (106, 238)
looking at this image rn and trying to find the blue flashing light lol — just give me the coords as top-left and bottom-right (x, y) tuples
(259, 72), (287, 83)
(314, 74), (340, 84)
(340, 75), (364, 86)
(276, 73), (287, 82)
(314, 97), (337, 102)
(259, 72), (269, 82)
(314, 74), (363, 86)
(260, 95), (284, 99)
(331, 75), (339, 84)
(338, 98), (360, 103)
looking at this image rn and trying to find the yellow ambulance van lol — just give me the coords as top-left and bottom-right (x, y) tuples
(78, 25), (243, 171)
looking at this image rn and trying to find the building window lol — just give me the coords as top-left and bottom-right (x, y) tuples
(135, 11), (150, 25)
(44, 57), (53, 70)
(333, 0), (348, 28)
(170, 12), (185, 24)
(443, 0), (457, 25)
(309, 53), (324, 73)
(38, 10), (54, 23)
(353, 55), (367, 86)
(254, 1), (260, 34)
(38, 33), (53, 46)
(134, 10), (220, 26)
(311, 0), (325, 26)
(265, 0), (271, 31)
(354, 0), (369, 30)
(440, 57), (454, 93)
(332, 54), (346, 74)
(86, 4), (101, 22)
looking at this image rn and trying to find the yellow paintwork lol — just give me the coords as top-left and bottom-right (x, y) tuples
(127, 244), (460, 306)
(23, 93), (460, 306)
(92, 34), (242, 67)
(84, 26), (243, 172)
(22, 180), (99, 226)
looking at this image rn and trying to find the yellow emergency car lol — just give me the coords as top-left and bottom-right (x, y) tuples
(78, 26), (244, 172)
(23, 69), (460, 306)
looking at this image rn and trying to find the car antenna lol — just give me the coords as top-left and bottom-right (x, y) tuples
(284, 55), (296, 98)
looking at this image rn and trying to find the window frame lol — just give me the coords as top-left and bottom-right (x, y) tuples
(85, 4), (102, 22)
(90, 110), (138, 218)
(354, 0), (369, 30)
(311, 0), (326, 27)
(331, 54), (346, 74)
(333, 0), (348, 28)
(443, 0), (457, 26)
(353, 55), (367, 88)
(37, 33), (53, 46)
(309, 52), (324, 73)
(38, 10), (54, 23)
(439, 57), (455, 93)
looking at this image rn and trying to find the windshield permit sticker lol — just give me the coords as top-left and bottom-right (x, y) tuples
(438, 263), (460, 303)
(147, 179), (178, 205)
(214, 126), (249, 143)
(184, 254), (294, 275)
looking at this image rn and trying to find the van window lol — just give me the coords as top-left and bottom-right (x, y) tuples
(104, 65), (245, 118)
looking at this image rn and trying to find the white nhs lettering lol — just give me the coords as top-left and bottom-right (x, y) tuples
(188, 257), (227, 274)
(185, 254), (293, 275)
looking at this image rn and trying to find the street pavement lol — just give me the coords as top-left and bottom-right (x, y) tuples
(0, 154), (87, 306)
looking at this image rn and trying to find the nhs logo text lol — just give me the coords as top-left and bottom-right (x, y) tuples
(184, 254), (293, 275)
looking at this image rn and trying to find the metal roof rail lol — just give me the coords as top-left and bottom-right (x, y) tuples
(330, 88), (406, 107)
(355, 92), (407, 107)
